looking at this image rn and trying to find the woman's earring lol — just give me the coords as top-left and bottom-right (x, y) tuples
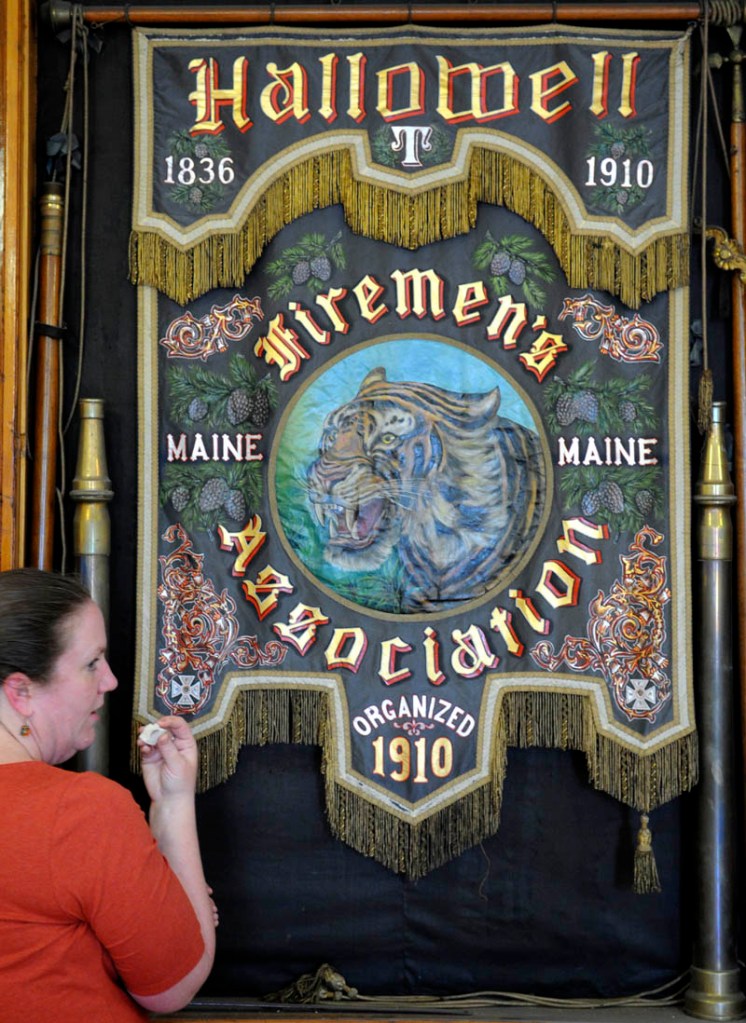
(20, 722), (30, 737)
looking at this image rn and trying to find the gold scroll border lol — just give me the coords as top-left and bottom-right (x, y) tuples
(130, 27), (690, 311)
(133, 284), (694, 877)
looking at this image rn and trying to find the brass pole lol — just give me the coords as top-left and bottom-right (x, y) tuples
(46, 0), (703, 28)
(30, 182), (65, 570)
(71, 398), (114, 775)
(723, 28), (746, 962)
(685, 402), (746, 1021)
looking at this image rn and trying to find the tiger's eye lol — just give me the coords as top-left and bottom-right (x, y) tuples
(381, 433), (397, 445)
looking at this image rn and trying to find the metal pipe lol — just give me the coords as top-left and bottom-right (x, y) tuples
(685, 402), (746, 1021)
(30, 182), (65, 570)
(71, 398), (114, 775)
(719, 30), (746, 974)
(46, 0), (704, 29)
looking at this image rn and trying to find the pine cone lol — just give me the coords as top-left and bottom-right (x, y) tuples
(310, 255), (332, 281)
(171, 486), (190, 513)
(247, 388), (271, 428)
(227, 388), (251, 426)
(199, 477), (230, 512)
(188, 397), (209, 422)
(618, 399), (637, 423)
(508, 258), (527, 286)
(581, 489), (601, 517)
(490, 251), (511, 276)
(610, 141), (626, 159)
(292, 260), (311, 285)
(598, 479), (625, 513)
(223, 489), (247, 522)
(635, 489), (654, 515)
(574, 391), (599, 424)
(555, 392), (577, 426)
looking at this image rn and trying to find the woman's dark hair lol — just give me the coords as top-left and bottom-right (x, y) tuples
(0, 569), (92, 685)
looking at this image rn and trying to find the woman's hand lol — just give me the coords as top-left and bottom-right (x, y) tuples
(137, 716), (198, 804)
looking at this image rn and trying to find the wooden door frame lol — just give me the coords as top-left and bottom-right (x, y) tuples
(0, 0), (34, 567)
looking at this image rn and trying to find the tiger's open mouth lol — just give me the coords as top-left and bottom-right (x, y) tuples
(311, 496), (387, 550)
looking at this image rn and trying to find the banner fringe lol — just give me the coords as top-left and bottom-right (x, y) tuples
(129, 148), (688, 309)
(133, 688), (697, 879)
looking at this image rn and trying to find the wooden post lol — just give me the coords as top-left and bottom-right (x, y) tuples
(0, 0), (34, 569)
(50, 0), (703, 26)
(29, 182), (65, 569)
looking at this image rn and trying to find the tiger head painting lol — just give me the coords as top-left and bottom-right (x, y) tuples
(305, 367), (547, 613)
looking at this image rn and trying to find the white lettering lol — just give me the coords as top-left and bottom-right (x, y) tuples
(557, 436), (660, 467)
(163, 432), (264, 463)
(351, 697), (474, 737)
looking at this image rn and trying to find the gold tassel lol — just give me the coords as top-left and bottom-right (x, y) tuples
(633, 813), (662, 894)
(697, 368), (714, 435)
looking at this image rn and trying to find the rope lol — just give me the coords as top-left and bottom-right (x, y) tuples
(63, 12), (90, 435)
(52, 7), (78, 573)
(45, 7), (92, 573)
(258, 969), (690, 1011)
(697, 7), (714, 435)
(25, 248), (40, 461)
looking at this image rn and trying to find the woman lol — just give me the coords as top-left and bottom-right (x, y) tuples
(0, 568), (216, 1022)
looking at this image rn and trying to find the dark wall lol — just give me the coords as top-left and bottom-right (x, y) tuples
(34, 3), (736, 1001)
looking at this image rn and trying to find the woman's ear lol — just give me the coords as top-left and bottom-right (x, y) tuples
(2, 673), (33, 717)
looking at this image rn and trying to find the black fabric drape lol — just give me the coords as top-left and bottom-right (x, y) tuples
(34, 8), (730, 1000)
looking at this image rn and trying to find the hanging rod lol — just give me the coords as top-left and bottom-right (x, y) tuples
(46, 1), (711, 33)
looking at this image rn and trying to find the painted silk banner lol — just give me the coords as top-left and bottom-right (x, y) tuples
(132, 25), (695, 877)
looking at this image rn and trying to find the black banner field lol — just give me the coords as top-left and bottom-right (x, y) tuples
(133, 25), (695, 877)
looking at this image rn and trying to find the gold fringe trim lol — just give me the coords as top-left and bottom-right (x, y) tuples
(501, 691), (698, 812)
(130, 148), (689, 309)
(132, 688), (698, 880)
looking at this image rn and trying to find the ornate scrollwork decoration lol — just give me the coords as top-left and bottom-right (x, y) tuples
(531, 527), (672, 723)
(156, 523), (287, 714)
(558, 294), (662, 363)
(706, 225), (746, 282)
